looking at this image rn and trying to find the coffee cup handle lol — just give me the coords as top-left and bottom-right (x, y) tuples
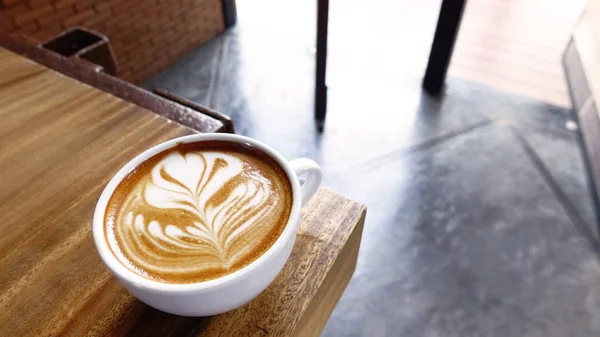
(289, 158), (322, 206)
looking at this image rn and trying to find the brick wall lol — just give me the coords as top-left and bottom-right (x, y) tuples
(0, 0), (225, 83)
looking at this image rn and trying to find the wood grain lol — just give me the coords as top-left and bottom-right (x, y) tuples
(291, 208), (365, 337)
(572, 0), (600, 106)
(0, 47), (194, 336)
(448, 0), (585, 107)
(0, 48), (367, 336)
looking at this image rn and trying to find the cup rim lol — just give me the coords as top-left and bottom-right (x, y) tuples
(92, 133), (302, 294)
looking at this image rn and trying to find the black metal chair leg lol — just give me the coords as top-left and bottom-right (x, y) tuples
(315, 0), (329, 128)
(423, 0), (466, 95)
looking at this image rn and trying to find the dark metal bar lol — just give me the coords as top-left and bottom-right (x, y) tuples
(153, 88), (235, 133)
(221, 0), (238, 29)
(423, 0), (466, 95)
(315, 0), (329, 127)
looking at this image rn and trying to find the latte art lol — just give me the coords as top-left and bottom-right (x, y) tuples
(104, 141), (293, 283)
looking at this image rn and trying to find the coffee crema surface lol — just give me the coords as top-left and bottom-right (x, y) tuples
(104, 141), (293, 284)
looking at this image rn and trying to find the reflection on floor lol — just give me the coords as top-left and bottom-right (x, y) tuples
(144, 0), (600, 335)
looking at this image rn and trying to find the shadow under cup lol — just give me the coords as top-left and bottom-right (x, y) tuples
(92, 133), (322, 316)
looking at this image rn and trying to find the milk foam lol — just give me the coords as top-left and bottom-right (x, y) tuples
(106, 147), (291, 283)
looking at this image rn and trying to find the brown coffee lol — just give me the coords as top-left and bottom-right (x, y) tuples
(104, 141), (293, 284)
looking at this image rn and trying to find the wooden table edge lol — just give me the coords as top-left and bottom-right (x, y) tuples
(0, 32), (227, 134)
(293, 207), (366, 336)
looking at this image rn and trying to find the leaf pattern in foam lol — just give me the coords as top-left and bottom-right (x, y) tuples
(141, 151), (272, 262)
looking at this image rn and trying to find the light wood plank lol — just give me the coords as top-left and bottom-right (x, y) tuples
(572, 0), (600, 108)
(448, 0), (585, 107)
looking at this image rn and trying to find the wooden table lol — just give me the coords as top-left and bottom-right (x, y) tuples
(0, 48), (366, 336)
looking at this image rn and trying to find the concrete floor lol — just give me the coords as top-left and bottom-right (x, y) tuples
(145, 0), (600, 335)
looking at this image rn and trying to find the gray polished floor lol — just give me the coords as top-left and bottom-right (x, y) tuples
(144, 1), (600, 335)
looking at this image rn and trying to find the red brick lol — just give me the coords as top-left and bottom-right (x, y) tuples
(0, 0), (221, 82)
(62, 8), (94, 26)
(185, 6), (203, 17)
(121, 40), (141, 54)
(53, 0), (78, 9)
(96, 16), (116, 29)
(156, 57), (171, 70)
(151, 31), (171, 45)
(131, 21), (149, 32)
(168, 7), (184, 20)
(110, 0), (138, 15)
(152, 16), (174, 31)
(14, 4), (53, 25)
(3, 0), (25, 7)
(28, 0), (52, 8)
(82, 7), (110, 25)
(132, 58), (154, 72)
(1, 3), (28, 21)
(93, 2), (111, 14)
(0, 18), (16, 31)
(74, 0), (97, 12)
(173, 23), (187, 37)
(37, 5), (73, 27)
(119, 70), (133, 80)
(29, 23), (60, 41)
(138, 34), (153, 46)
(13, 21), (38, 36)
(182, 0), (199, 11)
(146, 11), (163, 23)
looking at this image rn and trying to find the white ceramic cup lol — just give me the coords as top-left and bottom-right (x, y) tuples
(92, 134), (322, 316)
